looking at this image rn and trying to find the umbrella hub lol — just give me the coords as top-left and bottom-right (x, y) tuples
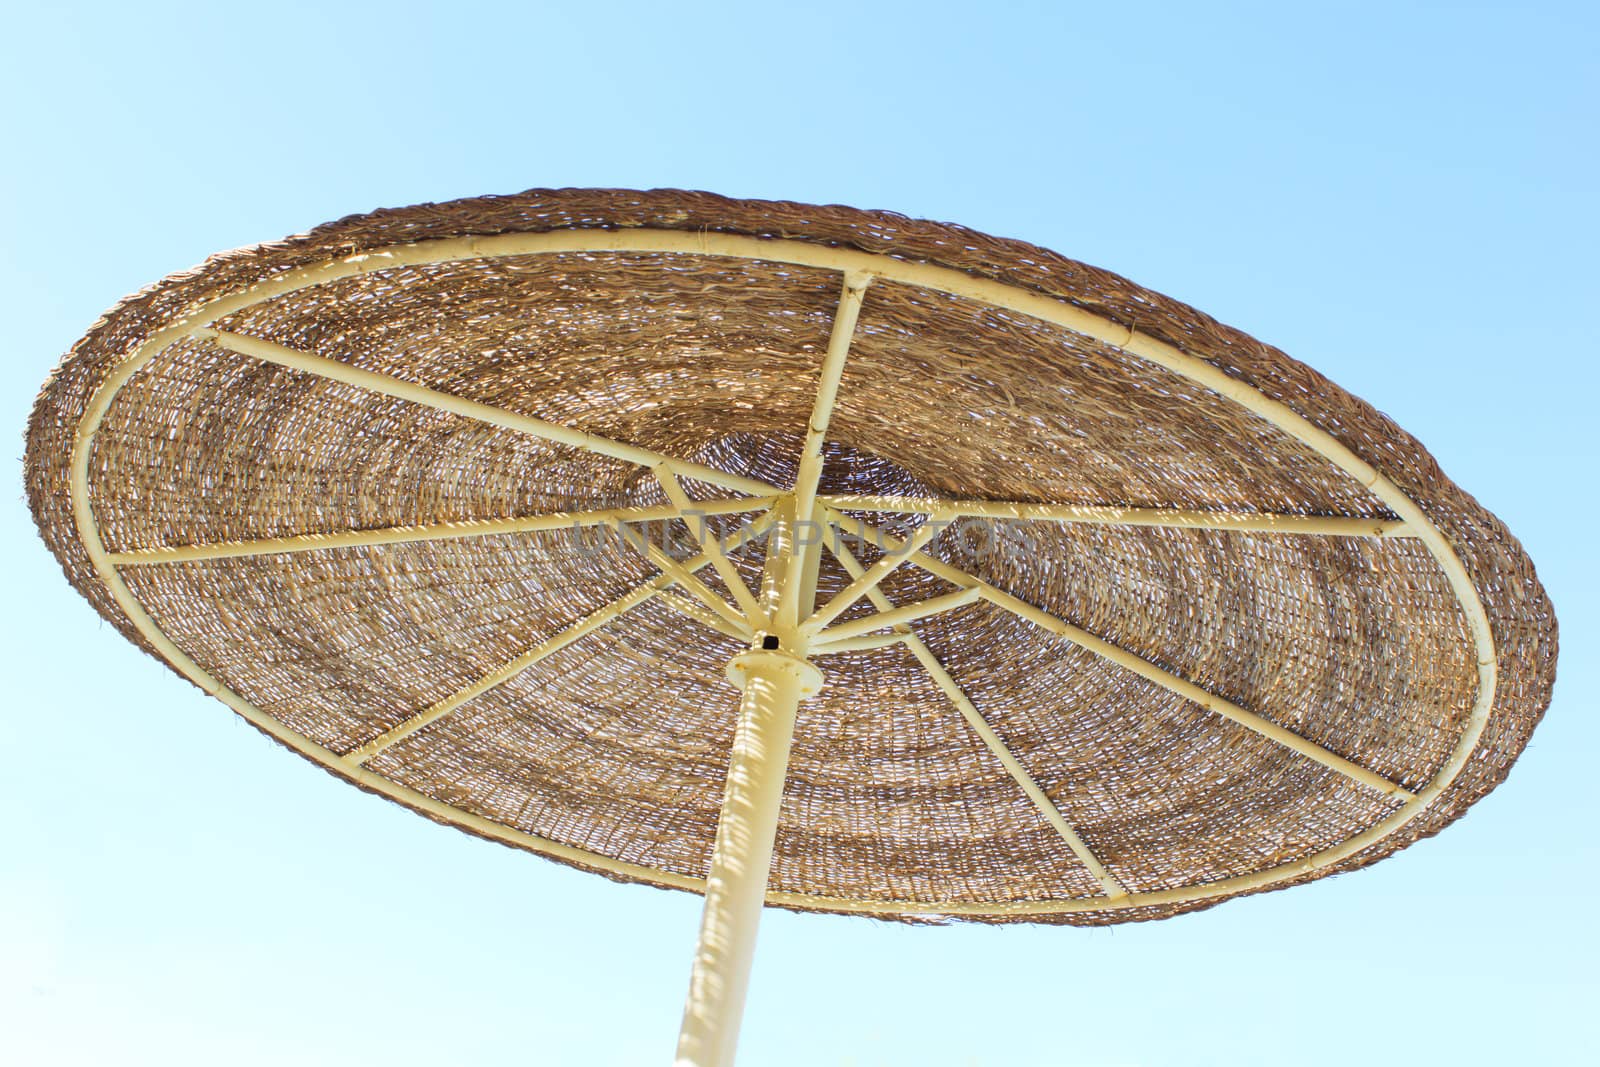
(724, 648), (824, 697)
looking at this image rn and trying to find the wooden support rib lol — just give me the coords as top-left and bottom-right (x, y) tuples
(904, 631), (1131, 898)
(345, 519), (775, 764)
(825, 507), (1417, 802)
(614, 526), (753, 636)
(811, 586), (981, 646)
(657, 592), (753, 642)
(795, 502), (827, 626)
(824, 534), (1128, 898)
(807, 632), (909, 655)
(655, 467), (768, 625)
(734, 510), (778, 560)
(801, 522), (937, 635)
(781, 271), (872, 628)
(108, 497), (774, 566)
(759, 498), (795, 619)
(201, 328), (779, 498)
(819, 494), (1410, 538)
(347, 574), (677, 764)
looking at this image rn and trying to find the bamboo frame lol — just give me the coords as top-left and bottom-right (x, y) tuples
(347, 573), (681, 764)
(795, 502), (827, 632)
(779, 273), (871, 628)
(202, 328), (780, 498)
(825, 507), (1417, 801)
(349, 520), (773, 764)
(757, 499), (795, 622)
(801, 522), (937, 635)
(808, 632), (910, 655)
(818, 495), (1411, 538)
(655, 468), (768, 624)
(810, 585), (982, 647)
(108, 497), (774, 566)
(657, 592), (755, 643)
(64, 227), (1495, 926)
(614, 527), (754, 637)
(822, 534), (1128, 898)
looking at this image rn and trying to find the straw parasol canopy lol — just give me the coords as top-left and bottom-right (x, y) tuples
(26, 188), (1556, 1062)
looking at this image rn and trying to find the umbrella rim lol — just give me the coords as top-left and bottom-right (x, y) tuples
(45, 223), (1500, 919)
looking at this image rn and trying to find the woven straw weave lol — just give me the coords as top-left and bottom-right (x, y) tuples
(25, 189), (1556, 924)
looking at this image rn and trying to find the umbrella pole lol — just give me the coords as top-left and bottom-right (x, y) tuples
(674, 647), (822, 1067)
(677, 267), (862, 1063)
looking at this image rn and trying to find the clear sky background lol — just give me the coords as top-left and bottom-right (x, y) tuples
(2, 3), (1594, 1065)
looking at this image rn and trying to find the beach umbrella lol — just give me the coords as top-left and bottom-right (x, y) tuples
(25, 189), (1556, 1065)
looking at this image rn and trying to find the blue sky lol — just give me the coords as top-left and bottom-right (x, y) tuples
(2, 3), (1594, 1064)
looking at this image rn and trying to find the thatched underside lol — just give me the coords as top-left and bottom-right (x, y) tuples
(25, 189), (1556, 924)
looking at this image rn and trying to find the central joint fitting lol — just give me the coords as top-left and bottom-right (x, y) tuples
(724, 649), (824, 697)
